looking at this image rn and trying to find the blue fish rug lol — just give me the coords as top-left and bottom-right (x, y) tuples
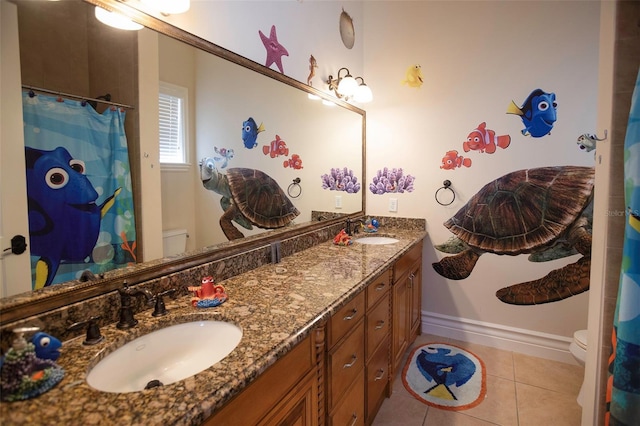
(402, 342), (486, 410)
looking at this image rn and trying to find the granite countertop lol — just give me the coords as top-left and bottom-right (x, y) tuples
(0, 229), (426, 425)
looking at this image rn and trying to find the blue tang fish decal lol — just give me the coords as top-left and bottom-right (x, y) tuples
(415, 346), (476, 399)
(25, 146), (120, 289)
(507, 89), (557, 138)
(31, 332), (62, 361)
(241, 117), (265, 149)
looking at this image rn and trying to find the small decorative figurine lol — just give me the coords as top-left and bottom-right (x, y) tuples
(0, 328), (64, 402)
(333, 229), (352, 246)
(188, 276), (228, 308)
(363, 218), (379, 233)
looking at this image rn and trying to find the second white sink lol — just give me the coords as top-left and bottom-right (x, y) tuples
(354, 236), (400, 245)
(86, 320), (242, 393)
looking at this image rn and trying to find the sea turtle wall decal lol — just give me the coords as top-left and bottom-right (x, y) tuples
(432, 165), (594, 305)
(200, 158), (300, 240)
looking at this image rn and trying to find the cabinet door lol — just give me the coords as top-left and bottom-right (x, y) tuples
(259, 370), (318, 426)
(392, 275), (409, 373)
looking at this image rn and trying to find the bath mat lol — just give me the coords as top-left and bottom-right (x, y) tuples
(402, 342), (486, 411)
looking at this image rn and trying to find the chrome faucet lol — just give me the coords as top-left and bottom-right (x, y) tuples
(116, 283), (154, 329)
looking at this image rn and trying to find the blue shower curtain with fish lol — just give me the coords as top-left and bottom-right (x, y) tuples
(606, 68), (640, 426)
(22, 93), (137, 289)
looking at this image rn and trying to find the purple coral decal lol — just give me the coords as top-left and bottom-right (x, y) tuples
(369, 167), (415, 194)
(321, 167), (361, 193)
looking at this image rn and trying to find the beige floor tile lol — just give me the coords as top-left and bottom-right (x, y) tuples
(425, 408), (498, 425)
(516, 382), (582, 426)
(460, 374), (518, 425)
(513, 352), (584, 395)
(372, 391), (428, 426)
(447, 339), (515, 381)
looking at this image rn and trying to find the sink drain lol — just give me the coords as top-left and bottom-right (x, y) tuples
(144, 379), (163, 389)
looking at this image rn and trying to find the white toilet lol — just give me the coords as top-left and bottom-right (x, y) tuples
(162, 229), (188, 257)
(569, 329), (588, 406)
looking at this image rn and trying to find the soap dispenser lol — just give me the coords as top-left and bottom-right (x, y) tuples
(0, 327), (65, 402)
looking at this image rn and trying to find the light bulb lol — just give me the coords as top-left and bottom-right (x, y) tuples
(337, 75), (358, 97)
(354, 84), (373, 103)
(94, 6), (143, 31)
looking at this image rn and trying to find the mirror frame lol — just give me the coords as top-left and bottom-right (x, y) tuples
(0, 0), (366, 325)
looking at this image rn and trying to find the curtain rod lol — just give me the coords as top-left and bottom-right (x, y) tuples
(22, 85), (135, 110)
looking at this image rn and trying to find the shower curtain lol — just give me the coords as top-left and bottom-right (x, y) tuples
(606, 68), (640, 425)
(22, 92), (137, 289)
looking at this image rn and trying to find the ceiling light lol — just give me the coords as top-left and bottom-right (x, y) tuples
(94, 6), (143, 31)
(326, 67), (372, 103)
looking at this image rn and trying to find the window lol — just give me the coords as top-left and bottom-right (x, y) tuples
(159, 82), (188, 168)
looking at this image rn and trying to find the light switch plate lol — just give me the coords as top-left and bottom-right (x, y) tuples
(389, 198), (398, 212)
(335, 195), (342, 209)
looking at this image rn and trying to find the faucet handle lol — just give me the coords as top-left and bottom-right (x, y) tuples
(152, 289), (176, 317)
(68, 316), (104, 345)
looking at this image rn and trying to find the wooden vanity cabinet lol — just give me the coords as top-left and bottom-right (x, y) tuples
(391, 242), (423, 381)
(203, 330), (321, 426)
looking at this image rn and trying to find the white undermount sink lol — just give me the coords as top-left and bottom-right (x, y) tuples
(86, 320), (242, 393)
(353, 236), (400, 245)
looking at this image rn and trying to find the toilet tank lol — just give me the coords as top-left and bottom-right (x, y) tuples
(162, 229), (188, 257)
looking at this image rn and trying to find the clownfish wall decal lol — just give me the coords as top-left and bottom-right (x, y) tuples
(463, 122), (511, 154)
(440, 150), (472, 170)
(283, 154), (303, 170)
(507, 89), (557, 138)
(263, 135), (289, 158)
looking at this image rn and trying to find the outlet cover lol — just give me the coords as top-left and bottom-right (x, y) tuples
(389, 198), (398, 212)
(335, 195), (342, 209)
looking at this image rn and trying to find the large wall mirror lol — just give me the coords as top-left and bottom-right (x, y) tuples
(0, 0), (365, 324)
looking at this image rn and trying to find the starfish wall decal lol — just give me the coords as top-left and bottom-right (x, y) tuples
(259, 25), (289, 74)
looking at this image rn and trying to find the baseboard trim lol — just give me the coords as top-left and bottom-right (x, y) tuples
(422, 311), (577, 364)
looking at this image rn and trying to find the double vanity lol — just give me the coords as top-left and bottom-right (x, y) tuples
(0, 225), (425, 425)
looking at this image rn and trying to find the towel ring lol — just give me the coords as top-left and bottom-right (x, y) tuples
(435, 180), (455, 206)
(288, 177), (302, 198)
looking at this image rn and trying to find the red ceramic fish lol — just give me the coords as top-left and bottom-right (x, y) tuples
(440, 150), (472, 170)
(262, 135), (289, 158)
(463, 122), (511, 154)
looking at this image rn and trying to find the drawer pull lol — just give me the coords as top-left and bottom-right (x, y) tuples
(375, 320), (385, 330)
(374, 369), (385, 381)
(408, 273), (415, 288)
(343, 308), (358, 321)
(375, 283), (386, 291)
(343, 354), (358, 368)
(349, 413), (358, 426)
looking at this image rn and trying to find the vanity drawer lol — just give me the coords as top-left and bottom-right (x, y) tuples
(329, 291), (365, 348)
(366, 292), (390, 359)
(328, 320), (365, 410)
(366, 270), (390, 309)
(329, 369), (365, 426)
(366, 336), (390, 423)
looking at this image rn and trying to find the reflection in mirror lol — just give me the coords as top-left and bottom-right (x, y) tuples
(0, 0), (365, 324)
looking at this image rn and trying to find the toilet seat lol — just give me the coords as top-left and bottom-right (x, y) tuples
(574, 329), (588, 350)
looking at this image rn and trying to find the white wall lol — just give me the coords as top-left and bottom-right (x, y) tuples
(362, 1), (599, 347)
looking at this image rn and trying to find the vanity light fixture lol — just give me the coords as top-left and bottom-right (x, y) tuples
(94, 6), (143, 31)
(141, 0), (190, 15)
(326, 67), (372, 103)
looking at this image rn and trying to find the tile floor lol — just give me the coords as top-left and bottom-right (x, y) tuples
(372, 333), (585, 426)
